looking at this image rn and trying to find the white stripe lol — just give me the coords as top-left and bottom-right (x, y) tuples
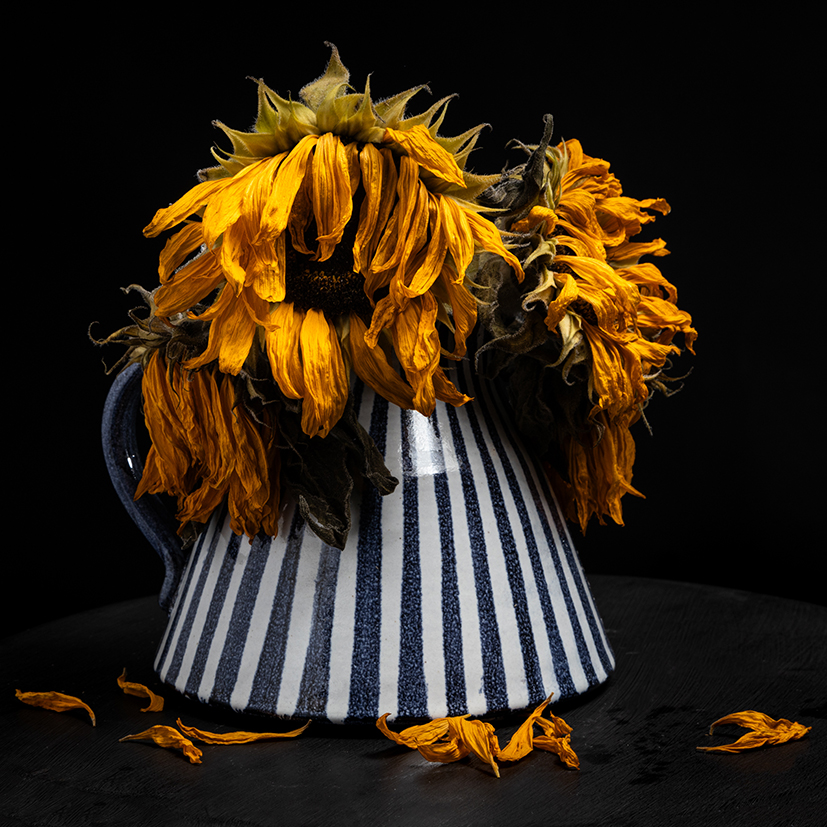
(227, 528), (287, 712)
(154, 525), (205, 675)
(534, 489), (591, 693)
(419, 476), (448, 718)
(463, 409), (528, 712)
(377, 405), (404, 718)
(324, 512), (359, 723)
(484, 387), (565, 699)
(172, 516), (235, 692)
(196, 535), (253, 702)
(443, 413), (484, 716)
(274, 533), (323, 716)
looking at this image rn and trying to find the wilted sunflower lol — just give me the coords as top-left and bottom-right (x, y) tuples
(111, 44), (524, 543)
(143, 44), (522, 440)
(476, 117), (696, 531)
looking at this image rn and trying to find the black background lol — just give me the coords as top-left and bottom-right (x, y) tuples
(7, 12), (821, 638)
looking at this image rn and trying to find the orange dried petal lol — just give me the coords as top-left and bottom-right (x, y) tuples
(119, 725), (203, 764)
(15, 689), (96, 726)
(448, 716), (501, 777)
(376, 713), (453, 747)
(534, 734), (580, 769)
(417, 736), (471, 764)
(117, 669), (164, 713)
(496, 694), (553, 763)
(697, 710), (812, 754)
(176, 717), (309, 744)
(534, 709), (580, 769)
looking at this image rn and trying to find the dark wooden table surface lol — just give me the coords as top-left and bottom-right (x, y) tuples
(2, 575), (824, 826)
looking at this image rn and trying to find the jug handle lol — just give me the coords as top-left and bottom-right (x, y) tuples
(101, 363), (186, 611)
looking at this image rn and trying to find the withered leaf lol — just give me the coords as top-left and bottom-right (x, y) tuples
(117, 669), (164, 712)
(15, 689), (96, 726)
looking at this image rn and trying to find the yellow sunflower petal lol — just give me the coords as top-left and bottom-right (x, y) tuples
(266, 301), (307, 399)
(158, 222), (204, 283)
(534, 710), (579, 769)
(464, 209), (524, 281)
(353, 143), (386, 273)
(448, 716), (501, 777)
(390, 293), (441, 416)
(200, 156), (277, 250)
(371, 156), (428, 275)
(116, 669), (164, 713)
(433, 366), (472, 407)
(119, 725), (203, 764)
(15, 689), (96, 726)
(417, 737), (471, 764)
(437, 195), (476, 280)
(511, 206), (559, 236)
(376, 713), (452, 747)
(311, 132), (353, 261)
(391, 193), (448, 304)
(154, 248), (225, 318)
(143, 178), (230, 238)
(300, 308), (349, 438)
(697, 711), (812, 754)
(349, 313), (415, 410)
(257, 133), (320, 243)
(176, 717), (309, 744)
(496, 694), (554, 762)
(184, 285), (259, 375)
(383, 124), (465, 187)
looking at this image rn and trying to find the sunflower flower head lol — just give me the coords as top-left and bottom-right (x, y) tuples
(104, 45), (524, 545)
(142, 43), (522, 441)
(474, 115), (696, 531)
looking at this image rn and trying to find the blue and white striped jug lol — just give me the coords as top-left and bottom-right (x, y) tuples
(103, 357), (614, 723)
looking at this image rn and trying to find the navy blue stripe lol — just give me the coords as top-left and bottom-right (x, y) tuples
(483, 373), (603, 686)
(246, 507), (306, 710)
(532, 459), (614, 679)
(444, 401), (508, 712)
(397, 410), (427, 718)
(456, 361), (545, 703)
(155, 513), (212, 673)
(164, 506), (227, 685)
(346, 394), (389, 722)
(294, 544), (341, 717)
(210, 533), (274, 705)
(480, 400), (578, 696)
(183, 530), (243, 696)
(430, 407), (468, 716)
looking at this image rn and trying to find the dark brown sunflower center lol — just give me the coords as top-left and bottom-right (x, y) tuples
(284, 237), (372, 318)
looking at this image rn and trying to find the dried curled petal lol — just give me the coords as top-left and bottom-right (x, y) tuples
(377, 694), (578, 776)
(697, 710), (812, 754)
(176, 717), (310, 744)
(376, 713), (452, 747)
(496, 695), (553, 762)
(120, 725), (203, 764)
(518, 699), (579, 769)
(446, 716), (501, 777)
(417, 737), (471, 764)
(15, 689), (96, 726)
(117, 669), (164, 712)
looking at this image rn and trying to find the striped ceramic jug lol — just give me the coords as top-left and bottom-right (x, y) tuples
(103, 356), (614, 723)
